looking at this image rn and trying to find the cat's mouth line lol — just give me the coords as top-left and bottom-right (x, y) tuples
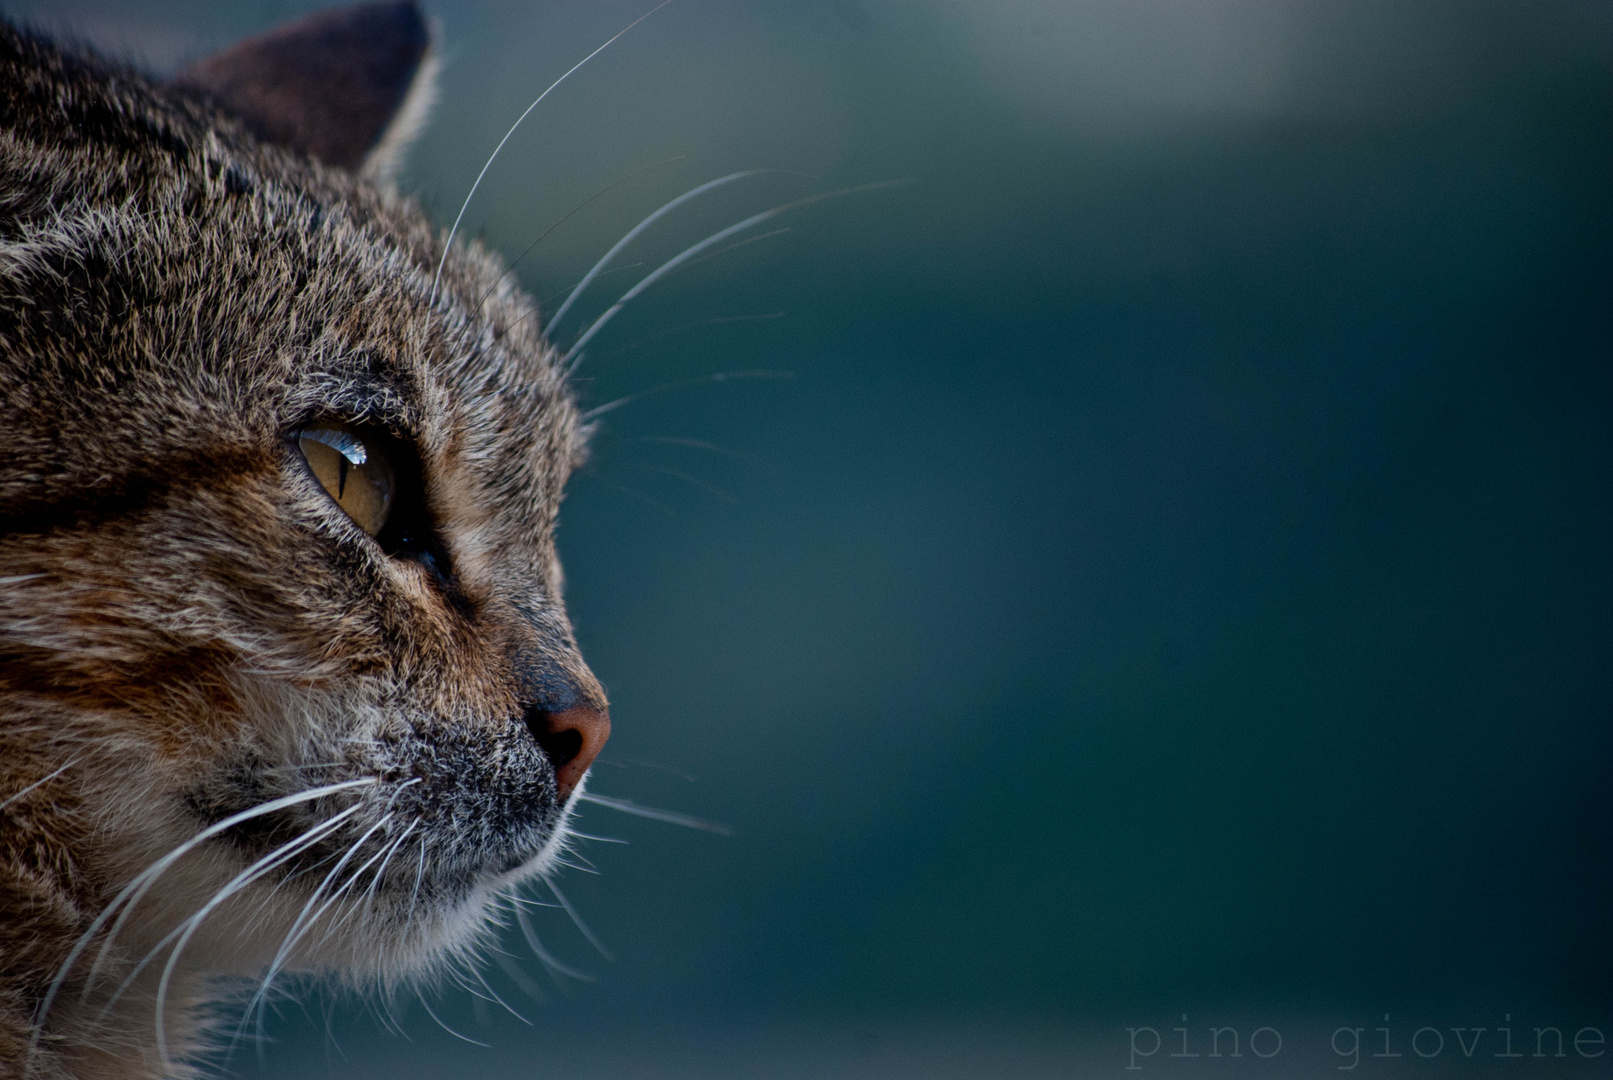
(175, 809), (559, 939)
(199, 759), (568, 886)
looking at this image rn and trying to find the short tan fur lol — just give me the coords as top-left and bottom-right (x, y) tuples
(0, 4), (612, 1075)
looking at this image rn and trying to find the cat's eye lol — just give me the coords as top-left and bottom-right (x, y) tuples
(296, 423), (395, 537)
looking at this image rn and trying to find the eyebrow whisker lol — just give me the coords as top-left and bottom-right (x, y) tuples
(579, 370), (794, 423)
(430, 0), (677, 304)
(561, 179), (915, 370)
(585, 311), (785, 371)
(476, 155), (685, 314)
(545, 170), (766, 335)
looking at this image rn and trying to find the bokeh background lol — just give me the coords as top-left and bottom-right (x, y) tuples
(6, 1), (1612, 1076)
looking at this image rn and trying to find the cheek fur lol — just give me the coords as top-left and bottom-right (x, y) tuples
(0, 6), (608, 1071)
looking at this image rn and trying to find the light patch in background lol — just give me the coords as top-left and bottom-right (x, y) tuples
(937, 0), (1307, 121)
(929, 0), (1613, 125)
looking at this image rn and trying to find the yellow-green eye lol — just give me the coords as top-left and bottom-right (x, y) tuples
(297, 423), (395, 537)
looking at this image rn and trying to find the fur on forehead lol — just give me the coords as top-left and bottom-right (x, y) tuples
(0, 13), (610, 1075)
(0, 21), (584, 521)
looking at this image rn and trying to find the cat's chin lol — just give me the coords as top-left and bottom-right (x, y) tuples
(296, 783), (584, 989)
(366, 783), (586, 979)
(127, 731), (589, 993)
(162, 778), (585, 998)
(178, 691), (576, 909)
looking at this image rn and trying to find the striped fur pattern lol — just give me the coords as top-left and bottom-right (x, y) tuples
(0, 7), (607, 1075)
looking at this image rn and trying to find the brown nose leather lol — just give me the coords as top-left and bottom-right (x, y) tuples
(531, 704), (610, 799)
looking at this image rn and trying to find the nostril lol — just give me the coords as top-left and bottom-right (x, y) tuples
(524, 703), (610, 799)
(528, 717), (582, 770)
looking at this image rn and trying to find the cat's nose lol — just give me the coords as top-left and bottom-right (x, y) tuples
(526, 703), (609, 799)
(513, 635), (609, 799)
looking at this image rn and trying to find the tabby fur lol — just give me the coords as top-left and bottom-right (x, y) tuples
(0, 5), (610, 1075)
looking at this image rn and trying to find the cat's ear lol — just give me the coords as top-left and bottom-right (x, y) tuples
(171, 1), (439, 182)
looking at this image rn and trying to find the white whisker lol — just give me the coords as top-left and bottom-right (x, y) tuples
(601, 481), (678, 517)
(587, 311), (786, 371)
(560, 843), (597, 870)
(240, 812), (395, 1034)
(513, 903), (593, 984)
(546, 170), (763, 334)
(28, 777), (375, 1066)
(562, 179), (914, 369)
(541, 261), (644, 307)
(417, 991), (491, 1047)
(406, 832), (428, 926)
(237, 823), (394, 1045)
(430, 0), (676, 303)
(630, 435), (762, 467)
(481, 155), (685, 313)
(0, 757), (77, 813)
(371, 994), (407, 1039)
(575, 792), (732, 834)
(471, 963), (532, 1026)
(344, 818), (419, 931)
(543, 876), (612, 962)
(626, 462), (737, 503)
(305, 819), (403, 950)
(678, 226), (790, 274)
(580, 369), (793, 422)
(151, 803), (365, 1071)
(488, 938), (550, 1004)
(100, 802), (363, 1022)
(497, 889), (560, 910)
(83, 777), (377, 995)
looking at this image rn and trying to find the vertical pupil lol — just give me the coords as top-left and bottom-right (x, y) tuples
(297, 424), (394, 538)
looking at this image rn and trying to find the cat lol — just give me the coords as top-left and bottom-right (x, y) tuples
(0, 2), (614, 1075)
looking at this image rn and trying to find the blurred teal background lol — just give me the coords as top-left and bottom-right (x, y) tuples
(6, 1), (1611, 1075)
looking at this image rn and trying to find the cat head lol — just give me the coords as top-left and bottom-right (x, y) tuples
(0, 1), (609, 1060)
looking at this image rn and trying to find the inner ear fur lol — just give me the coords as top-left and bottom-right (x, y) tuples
(172, 1), (437, 180)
